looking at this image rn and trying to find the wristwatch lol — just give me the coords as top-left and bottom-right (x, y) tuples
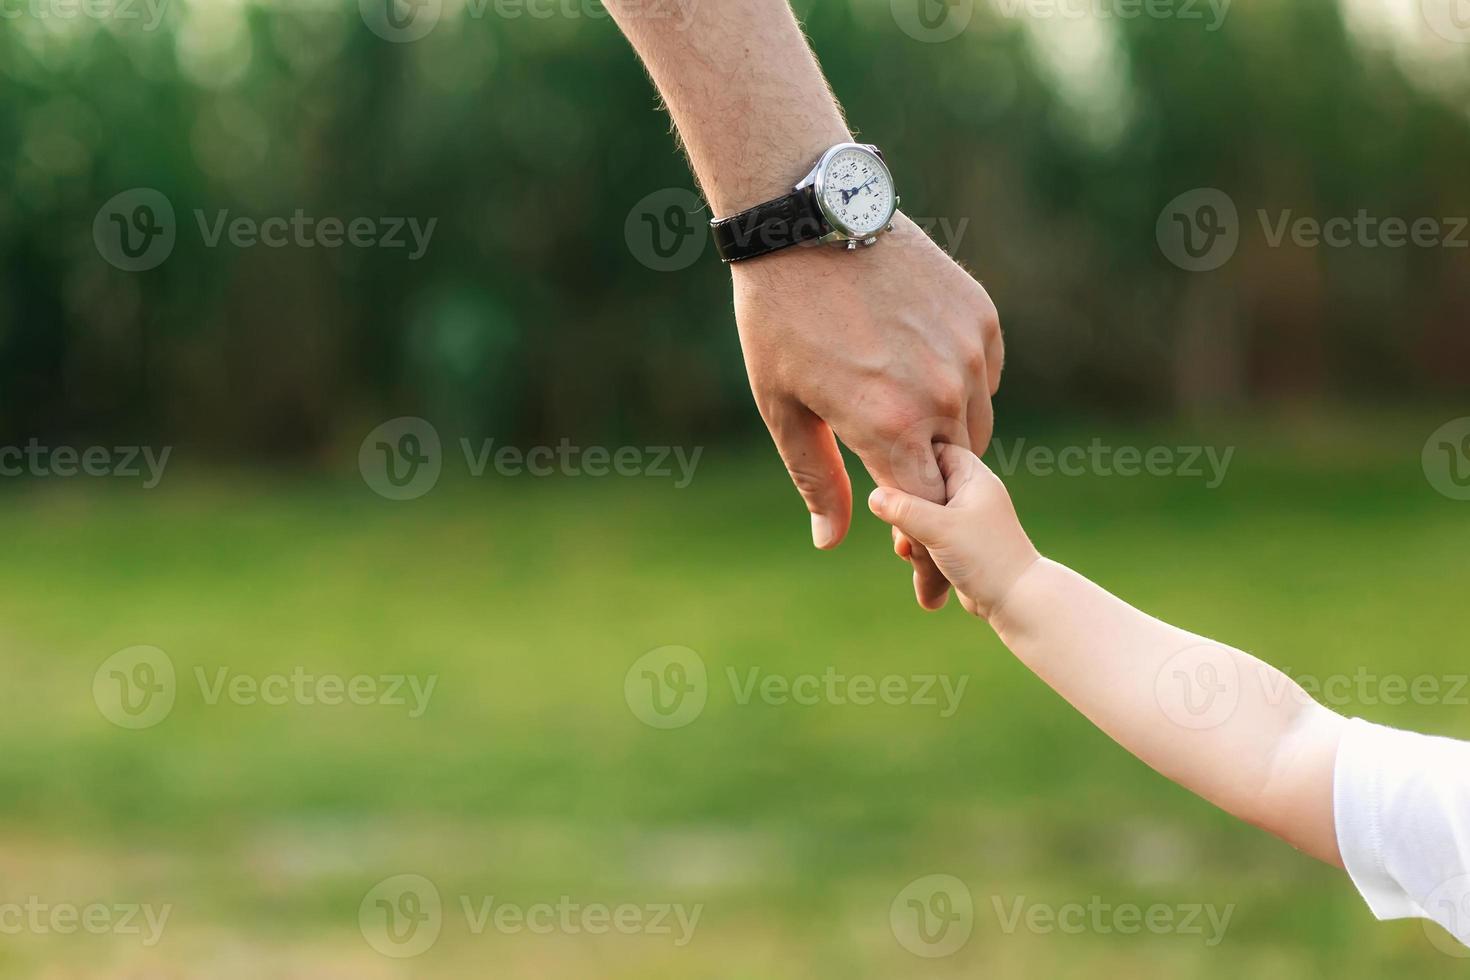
(710, 142), (899, 263)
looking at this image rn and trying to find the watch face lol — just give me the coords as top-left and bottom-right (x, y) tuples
(818, 146), (896, 238)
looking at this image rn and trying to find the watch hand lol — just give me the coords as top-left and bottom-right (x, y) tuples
(840, 179), (878, 205)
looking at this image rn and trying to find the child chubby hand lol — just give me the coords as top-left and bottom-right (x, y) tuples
(866, 443), (1040, 620)
(868, 442), (1470, 952)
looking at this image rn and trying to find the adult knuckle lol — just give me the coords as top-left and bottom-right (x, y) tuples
(929, 377), (966, 418)
(963, 345), (988, 381)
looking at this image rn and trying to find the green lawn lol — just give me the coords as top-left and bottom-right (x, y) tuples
(0, 414), (1465, 977)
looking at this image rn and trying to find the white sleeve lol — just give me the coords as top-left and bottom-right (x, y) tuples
(1334, 716), (1470, 948)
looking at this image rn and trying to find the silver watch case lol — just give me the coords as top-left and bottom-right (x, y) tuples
(797, 142), (899, 251)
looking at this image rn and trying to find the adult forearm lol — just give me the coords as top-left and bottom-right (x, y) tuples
(991, 559), (1345, 864)
(604, 0), (851, 214)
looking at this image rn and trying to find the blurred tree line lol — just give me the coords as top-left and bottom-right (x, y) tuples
(0, 0), (1466, 458)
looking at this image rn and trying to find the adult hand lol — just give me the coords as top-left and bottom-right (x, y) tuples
(731, 213), (1004, 609)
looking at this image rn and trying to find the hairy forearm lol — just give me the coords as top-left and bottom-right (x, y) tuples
(604, 0), (851, 214)
(991, 559), (1346, 865)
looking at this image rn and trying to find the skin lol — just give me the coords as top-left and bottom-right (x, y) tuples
(869, 445), (1346, 866)
(605, 0), (1004, 609)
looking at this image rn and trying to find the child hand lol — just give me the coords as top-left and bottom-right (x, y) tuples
(867, 444), (1041, 620)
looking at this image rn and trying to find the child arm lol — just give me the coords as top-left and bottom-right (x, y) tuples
(988, 557), (1345, 865)
(867, 444), (1345, 864)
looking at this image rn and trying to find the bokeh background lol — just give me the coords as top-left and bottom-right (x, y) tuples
(2, 0), (1469, 975)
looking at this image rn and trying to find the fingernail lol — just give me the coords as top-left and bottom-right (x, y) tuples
(867, 488), (886, 513)
(811, 513), (835, 549)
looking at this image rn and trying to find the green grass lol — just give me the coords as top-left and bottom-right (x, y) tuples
(0, 413), (1466, 977)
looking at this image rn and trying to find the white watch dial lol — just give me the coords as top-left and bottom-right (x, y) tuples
(819, 147), (895, 238)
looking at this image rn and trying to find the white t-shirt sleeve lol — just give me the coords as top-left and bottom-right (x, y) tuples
(1334, 716), (1470, 947)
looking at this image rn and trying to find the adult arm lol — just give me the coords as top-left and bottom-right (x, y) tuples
(605, 0), (1004, 608)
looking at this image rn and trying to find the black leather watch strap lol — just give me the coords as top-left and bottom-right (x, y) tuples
(710, 187), (829, 263)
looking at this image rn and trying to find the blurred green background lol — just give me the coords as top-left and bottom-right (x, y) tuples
(2, 0), (1469, 975)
